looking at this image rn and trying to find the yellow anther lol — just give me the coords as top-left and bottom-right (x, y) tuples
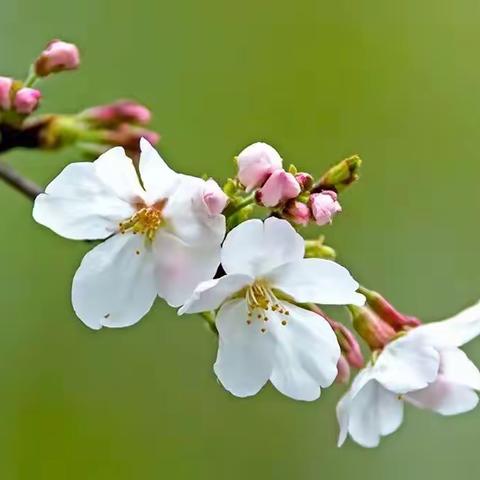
(119, 200), (166, 241)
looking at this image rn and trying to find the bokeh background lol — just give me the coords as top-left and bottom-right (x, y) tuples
(1, 0), (480, 478)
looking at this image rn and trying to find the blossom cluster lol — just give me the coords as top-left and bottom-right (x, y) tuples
(2, 40), (480, 449)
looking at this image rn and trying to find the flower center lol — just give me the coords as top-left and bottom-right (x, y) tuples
(119, 200), (166, 241)
(245, 280), (289, 332)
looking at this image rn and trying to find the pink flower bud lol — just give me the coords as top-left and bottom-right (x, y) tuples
(202, 179), (228, 216)
(335, 355), (351, 384)
(236, 142), (283, 191)
(35, 39), (80, 77)
(326, 317), (364, 368)
(363, 289), (421, 331)
(284, 201), (311, 226)
(295, 172), (313, 191)
(0, 76), (13, 110)
(82, 100), (151, 126)
(350, 306), (396, 350)
(105, 125), (160, 152)
(13, 88), (41, 114)
(310, 190), (342, 226)
(257, 170), (301, 207)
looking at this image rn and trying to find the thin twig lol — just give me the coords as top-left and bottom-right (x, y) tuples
(0, 161), (43, 200)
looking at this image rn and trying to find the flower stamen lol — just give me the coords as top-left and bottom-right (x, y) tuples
(119, 200), (166, 241)
(245, 280), (289, 328)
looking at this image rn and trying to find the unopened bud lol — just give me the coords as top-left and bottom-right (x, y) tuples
(335, 355), (351, 384)
(0, 76), (13, 110)
(257, 169), (301, 207)
(349, 305), (396, 350)
(295, 172), (313, 191)
(236, 142), (283, 191)
(14, 88), (41, 114)
(81, 100), (151, 126)
(202, 179), (229, 216)
(332, 320), (365, 368)
(284, 200), (311, 226)
(310, 190), (342, 226)
(304, 237), (336, 260)
(105, 125), (160, 152)
(361, 288), (421, 330)
(34, 39), (80, 77)
(314, 154), (362, 193)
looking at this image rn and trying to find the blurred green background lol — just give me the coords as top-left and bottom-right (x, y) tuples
(2, 0), (480, 478)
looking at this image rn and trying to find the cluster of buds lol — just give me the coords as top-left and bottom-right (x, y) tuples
(234, 142), (360, 227)
(0, 76), (41, 117)
(348, 287), (421, 351)
(0, 39), (159, 157)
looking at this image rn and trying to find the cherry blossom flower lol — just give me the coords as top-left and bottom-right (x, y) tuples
(337, 300), (480, 448)
(33, 139), (226, 329)
(180, 217), (365, 401)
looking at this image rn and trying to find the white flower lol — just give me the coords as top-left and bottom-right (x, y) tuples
(33, 139), (226, 329)
(337, 301), (480, 448)
(180, 217), (365, 401)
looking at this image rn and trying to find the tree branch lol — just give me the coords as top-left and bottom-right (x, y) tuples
(0, 161), (43, 200)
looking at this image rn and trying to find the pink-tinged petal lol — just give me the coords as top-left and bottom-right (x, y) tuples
(202, 178), (228, 216)
(406, 376), (479, 416)
(94, 146), (145, 203)
(440, 348), (480, 390)
(72, 233), (157, 329)
(221, 217), (304, 277)
(236, 142), (283, 191)
(33, 162), (135, 240)
(153, 231), (222, 308)
(214, 299), (275, 397)
(374, 334), (440, 394)
(163, 175), (226, 246)
(267, 258), (365, 306)
(269, 303), (340, 401)
(257, 170), (300, 207)
(409, 300), (480, 348)
(178, 273), (253, 315)
(138, 138), (179, 200)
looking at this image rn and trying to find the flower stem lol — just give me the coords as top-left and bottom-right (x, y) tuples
(23, 66), (39, 88)
(199, 311), (218, 335)
(0, 160), (43, 200)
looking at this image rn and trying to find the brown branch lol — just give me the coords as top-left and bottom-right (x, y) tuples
(0, 161), (43, 200)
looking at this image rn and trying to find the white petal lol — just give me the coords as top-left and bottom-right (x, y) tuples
(439, 348), (480, 390)
(139, 138), (179, 199)
(153, 231), (222, 308)
(221, 217), (304, 277)
(347, 379), (404, 448)
(267, 258), (365, 306)
(406, 376), (479, 416)
(269, 303), (341, 401)
(163, 175), (226, 246)
(337, 367), (376, 447)
(214, 299), (275, 397)
(33, 163), (135, 240)
(94, 146), (145, 203)
(72, 233), (157, 329)
(409, 300), (480, 348)
(178, 274), (253, 315)
(374, 334), (440, 394)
